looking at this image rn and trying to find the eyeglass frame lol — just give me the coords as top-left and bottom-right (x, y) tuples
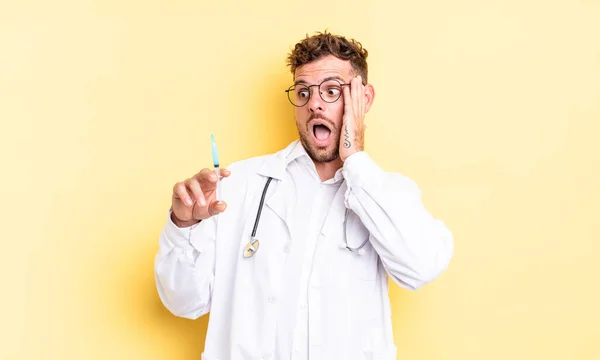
(284, 78), (351, 107)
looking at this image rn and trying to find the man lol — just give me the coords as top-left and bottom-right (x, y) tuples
(155, 31), (454, 360)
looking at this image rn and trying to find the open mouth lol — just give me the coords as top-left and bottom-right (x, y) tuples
(312, 122), (332, 142)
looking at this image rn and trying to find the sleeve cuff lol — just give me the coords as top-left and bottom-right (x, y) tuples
(342, 151), (385, 189)
(165, 208), (201, 250)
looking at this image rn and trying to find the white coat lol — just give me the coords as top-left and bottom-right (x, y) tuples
(155, 140), (454, 360)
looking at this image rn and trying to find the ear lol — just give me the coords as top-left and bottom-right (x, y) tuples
(364, 83), (376, 113)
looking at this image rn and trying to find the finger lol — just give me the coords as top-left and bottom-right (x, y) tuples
(355, 76), (362, 121)
(185, 177), (206, 207)
(208, 200), (228, 216)
(352, 76), (360, 119)
(195, 168), (219, 191)
(173, 182), (193, 207)
(220, 168), (232, 179)
(198, 167), (217, 182)
(342, 83), (353, 119)
(358, 76), (364, 116)
(191, 200), (208, 220)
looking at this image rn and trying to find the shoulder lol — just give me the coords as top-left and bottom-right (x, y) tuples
(224, 140), (299, 181)
(218, 144), (290, 205)
(225, 154), (270, 179)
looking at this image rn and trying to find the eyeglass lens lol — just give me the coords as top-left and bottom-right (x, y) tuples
(287, 79), (344, 107)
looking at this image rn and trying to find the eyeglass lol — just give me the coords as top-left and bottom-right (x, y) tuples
(285, 78), (350, 107)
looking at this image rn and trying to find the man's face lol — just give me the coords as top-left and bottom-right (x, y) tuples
(293, 55), (354, 163)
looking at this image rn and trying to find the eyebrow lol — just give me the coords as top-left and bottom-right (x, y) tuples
(294, 75), (345, 86)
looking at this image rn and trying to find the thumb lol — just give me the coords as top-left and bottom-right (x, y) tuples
(208, 200), (227, 216)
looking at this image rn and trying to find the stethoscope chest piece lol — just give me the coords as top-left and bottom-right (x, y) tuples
(243, 177), (273, 259)
(243, 238), (260, 258)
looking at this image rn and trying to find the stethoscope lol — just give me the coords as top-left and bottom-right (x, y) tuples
(243, 177), (370, 258)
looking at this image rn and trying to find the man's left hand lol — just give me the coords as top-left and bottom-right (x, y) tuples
(340, 75), (366, 162)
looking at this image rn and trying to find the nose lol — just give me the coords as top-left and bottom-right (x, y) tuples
(308, 87), (324, 112)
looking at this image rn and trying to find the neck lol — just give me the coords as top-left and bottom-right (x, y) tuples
(313, 157), (343, 182)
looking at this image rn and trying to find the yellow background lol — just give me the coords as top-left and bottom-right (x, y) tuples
(1, 0), (599, 359)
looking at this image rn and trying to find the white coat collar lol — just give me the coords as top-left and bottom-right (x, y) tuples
(256, 140), (303, 180)
(256, 139), (344, 183)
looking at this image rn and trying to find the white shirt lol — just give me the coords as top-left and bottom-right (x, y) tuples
(154, 140), (454, 360)
(274, 142), (344, 360)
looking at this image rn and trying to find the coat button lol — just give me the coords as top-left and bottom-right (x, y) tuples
(268, 296), (276, 303)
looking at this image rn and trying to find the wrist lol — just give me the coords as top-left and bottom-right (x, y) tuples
(341, 148), (361, 162)
(170, 212), (200, 228)
(342, 151), (383, 186)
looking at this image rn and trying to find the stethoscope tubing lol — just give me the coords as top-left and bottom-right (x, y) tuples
(245, 176), (369, 257)
(251, 177), (273, 242)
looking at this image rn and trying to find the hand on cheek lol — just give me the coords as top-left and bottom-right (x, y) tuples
(340, 75), (366, 162)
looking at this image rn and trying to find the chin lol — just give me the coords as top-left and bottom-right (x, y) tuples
(302, 137), (340, 163)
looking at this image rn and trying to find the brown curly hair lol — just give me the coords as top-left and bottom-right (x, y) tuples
(287, 31), (369, 84)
